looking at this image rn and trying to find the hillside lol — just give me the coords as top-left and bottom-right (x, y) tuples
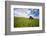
(14, 17), (39, 27)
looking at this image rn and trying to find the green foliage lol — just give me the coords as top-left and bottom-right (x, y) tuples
(14, 17), (39, 28)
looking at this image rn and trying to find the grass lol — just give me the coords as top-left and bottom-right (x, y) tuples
(14, 16), (39, 28)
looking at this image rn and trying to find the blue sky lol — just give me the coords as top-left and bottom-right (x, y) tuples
(14, 8), (39, 19)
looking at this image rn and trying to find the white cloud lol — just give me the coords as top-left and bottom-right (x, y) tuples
(14, 8), (30, 18)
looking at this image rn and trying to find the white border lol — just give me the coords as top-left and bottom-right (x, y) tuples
(11, 5), (42, 32)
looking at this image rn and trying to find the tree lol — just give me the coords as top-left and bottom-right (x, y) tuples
(29, 16), (33, 19)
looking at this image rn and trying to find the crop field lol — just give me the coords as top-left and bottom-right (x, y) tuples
(14, 16), (39, 28)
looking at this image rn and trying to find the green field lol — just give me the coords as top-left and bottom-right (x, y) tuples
(14, 16), (39, 28)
